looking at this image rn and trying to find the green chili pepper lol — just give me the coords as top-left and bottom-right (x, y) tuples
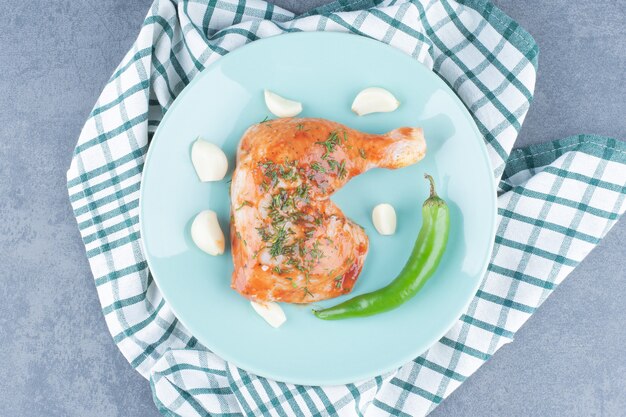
(313, 174), (449, 320)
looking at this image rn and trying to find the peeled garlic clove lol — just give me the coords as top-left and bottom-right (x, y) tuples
(250, 301), (286, 328)
(264, 90), (302, 118)
(191, 138), (228, 182)
(191, 210), (225, 256)
(372, 203), (397, 235)
(351, 87), (400, 116)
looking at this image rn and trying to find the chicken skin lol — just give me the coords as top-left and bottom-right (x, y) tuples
(230, 118), (426, 303)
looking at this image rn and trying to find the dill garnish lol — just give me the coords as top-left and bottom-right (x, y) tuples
(254, 152), (337, 298)
(281, 166), (298, 181)
(311, 162), (326, 173)
(256, 227), (271, 242)
(259, 160), (300, 184)
(315, 130), (343, 159)
(309, 241), (324, 262)
(337, 160), (347, 179)
(269, 226), (289, 257)
(295, 183), (309, 200)
(235, 200), (252, 210)
(334, 276), (343, 289)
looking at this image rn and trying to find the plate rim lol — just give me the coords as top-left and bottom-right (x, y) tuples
(139, 31), (497, 385)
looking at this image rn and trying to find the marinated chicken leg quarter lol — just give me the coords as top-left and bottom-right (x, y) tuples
(230, 118), (426, 303)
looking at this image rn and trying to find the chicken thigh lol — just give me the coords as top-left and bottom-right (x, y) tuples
(230, 118), (426, 303)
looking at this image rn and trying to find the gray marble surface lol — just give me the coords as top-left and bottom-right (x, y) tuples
(0, 0), (624, 416)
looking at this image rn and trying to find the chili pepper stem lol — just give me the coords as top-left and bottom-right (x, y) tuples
(424, 173), (437, 198)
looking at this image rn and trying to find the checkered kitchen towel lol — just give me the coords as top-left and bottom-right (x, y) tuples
(66, 0), (626, 415)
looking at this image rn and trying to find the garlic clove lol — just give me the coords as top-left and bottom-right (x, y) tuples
(191, 210), (225, 256)
(191, 138), (228, 182)
(372, 203), (397, 235)
(264, 90), (303, 118)
(351, 87), (400, 116)
(250, 301), (286, 328)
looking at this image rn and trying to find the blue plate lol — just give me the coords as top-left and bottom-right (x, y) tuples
(140, 32), (496, 386)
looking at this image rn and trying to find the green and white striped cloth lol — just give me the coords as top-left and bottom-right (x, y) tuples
(66, 0), (626, 415)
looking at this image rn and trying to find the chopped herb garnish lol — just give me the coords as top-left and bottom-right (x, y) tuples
(359, 148), (367, 159)
(311, 162), (326, 173)
(316, 130), (343, 159)
(256, 227), (271, 242)
(260, 116), (271, 123)
(334, 276), (343, 289)
(269, 226), (289, 257)
(259, 162), (279, 187)
(309, 241), (324, 262)
(337, 160), (347, 179)
(254, 155), (333, 283)
(259, 160), (300, 184)
(235, 200), (252, 210)
(295, 183), (309, 199)
(296, 123), (305, 131)
(281, 167), (298, 181)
